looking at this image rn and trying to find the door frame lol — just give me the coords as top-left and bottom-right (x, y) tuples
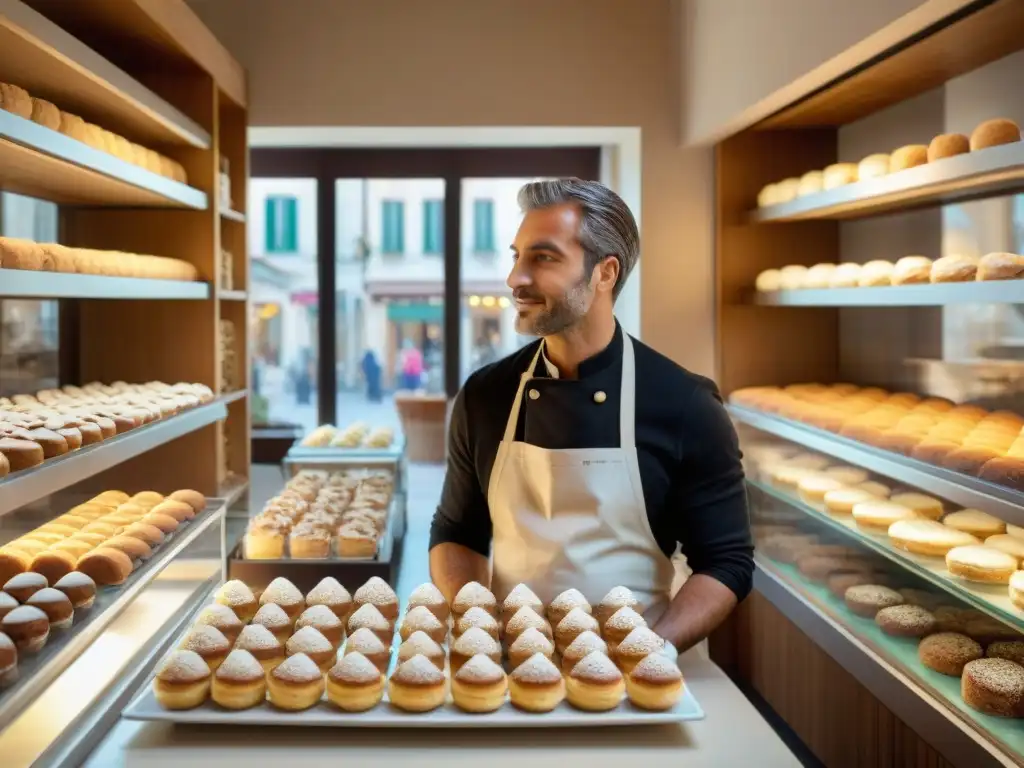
(250, 147), (601, 425)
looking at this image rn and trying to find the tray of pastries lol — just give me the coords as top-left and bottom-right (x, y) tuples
(298, 422), (397, 451)
(124, 577), (704, 727)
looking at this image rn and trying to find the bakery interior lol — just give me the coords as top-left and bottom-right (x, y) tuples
(4, 0), (1024, 765)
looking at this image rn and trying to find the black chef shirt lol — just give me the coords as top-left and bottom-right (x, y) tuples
(429, 323), (754, 602)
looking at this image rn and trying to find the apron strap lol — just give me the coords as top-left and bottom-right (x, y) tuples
(502, 343), (545, 444)
(619, 334), (637, 449)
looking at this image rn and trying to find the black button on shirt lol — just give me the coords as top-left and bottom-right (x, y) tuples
(429, 324), (754, 601)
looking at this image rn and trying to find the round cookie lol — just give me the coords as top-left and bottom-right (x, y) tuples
(919, 632), (983, 676)
(961, 658), (1024, 718)
(875, 605), (937, 638)
(844, 585), (904, 618)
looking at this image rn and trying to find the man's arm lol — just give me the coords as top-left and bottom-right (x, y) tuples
(428, 387), (492, 604)
(651, 379), (753, 651)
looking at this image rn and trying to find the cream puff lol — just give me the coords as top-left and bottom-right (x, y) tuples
(305, 576), (353, 622)
(401, 605), (447, 644)
(626, 652), (683, 711)
(407, 582), (448, 623)
(347, 603), (392, 645)
(507, 626), (555, 669)
(268, 652), (325, 711)
(4, 572), (47, 603)
(345, 627), (392, 673)
(452, 580), (497, 618)
(596, 586), (639, 627)
(180, 625), (231, 672)
(211, 649), (267, 710)
(555, 607), (600, 654)
(567, 651), (624, 712)
(387, 653), (446, 712)
(327, 651), (385, 712)
(258, 577), (305, 621)
(215, 580), (259, 622)
(2, 605), (49, 653)
(53, 571), (96, 611)
(946, 545), (1018, 584)
(450, 626), (501, 673)
(547, 588), (592, 627)
(295, 604), (345, 648)
(353, 576), (399, 623)
(452, 653), (507, 713)
(502, 605), (551, 645)
(233, 624), (285, 673)
(25, 588), (74, 630)
(614, 627), (665, 674)
(509, 652), (565, 712)
(602, 606), (647, 647)
(195, 603), (244, 644)
(500, 583), (544, 626)
(285, 626), (336, 673)
(154, 649), (211, 710)
(561, 630), (609, 674)
(397, 630), (446, 670)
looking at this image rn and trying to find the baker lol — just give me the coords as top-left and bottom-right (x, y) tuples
(429, 178), (753, 652)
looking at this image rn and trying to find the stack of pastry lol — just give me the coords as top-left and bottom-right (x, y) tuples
(731, 383), (1024, 491)
(0, 237), (199, 281)
(0, 381), (215, 477)
(755, 117), (1021, 208)
(299, 422), (396, 449)
(1, 80), (188, 183)
(0, 488), (206, 585)
(243, 468), (394, 560)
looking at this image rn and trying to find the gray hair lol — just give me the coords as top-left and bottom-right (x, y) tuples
(517, 178), (639, 299)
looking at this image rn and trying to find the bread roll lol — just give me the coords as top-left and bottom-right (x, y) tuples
(977, 252), (1024, 281)
(58, 112), (89, 142)
(29, 98), (60, 131)
(779, 265), (809, 290)
(892, 255), (933, 285)
(928, 133), (970, 162)
(756, 184), (777, 207)
(0, 83), (32, 119)
(823, 163), (858, 190)
(0, 237), (44, 270)
(930, 254), (978, 283)
(829, 263), (862, 288)
(774, 178), (800, 204)
(970, 118), (1021, 151)
(889, 145), (928, 172)
(755, 269), (781, 292)
(858, 260), (894, 287)
(797, 170), (824, 197)
(803, 263), (837, 289)
(857, 154), (890, 180)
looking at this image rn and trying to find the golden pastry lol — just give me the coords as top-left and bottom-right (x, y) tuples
(501, 605), (550, 644)
(397, 630), (445, 670)
(852, 500), (918, 531)
(984, 534), (1024, 564)
(888, 519), (979, 557)
(823, 488), (877, 515)
(130, 491), (164, 509)
(450, 626), (501, 673)
(196, 603), (244, 644)
(928, 133), (969, 162)
(943, 509), (1006, 539)
(400, 605), (447, 644)
(452, 654), (507, 713)
(823, 466), (869, 486)
(154, 650), (211, 710)
(407, 582), (448, 623)
(91, 490), (130, 508)
(150, 500), (194, 523)
(233, 624), (285, 673)
(561, 630), (609, 674)
(387, 654), (446, 712)
(970, 118), (1021, 151)
(250, 603), (291, 643)
(28, 550), (76, 585)
(258, 577), (305, 621)
(613, 627), (665, 675)
(180, 625), (231, 672)
(101, 535), (151, 565)
(555, 607), (600, 654)
(347, 603), (392, 645)
(595, 586), (639, 627)
(509, 652), (565, 712)
(286, 626), (336, 673)
(946, 545), (1017, 584)
(500, 583), (543, 626)
(305, 576), (353, 622)
(346, 626), (392, 673)
(547, 588), (592, 627)
(797, 475), (846, 504)
(327, 651), (385, 712)
(889, 492), (943, 521)
(507, 626), (555, 670)
(268, 653), (325, 711)
(452, 580), (497, 618)
(141, 513), (178, 534)
(567, 651), (624, 712)
(215, 580), (259, 622)
(296, 604), (345, 648)
(353, 576), (399, 623)
(169, 489), (206, 515)
(211, 649), (267, 710)
(626, 652), (683, 711)
(602, 606), (647, 646)
(122, 523), (165, 547)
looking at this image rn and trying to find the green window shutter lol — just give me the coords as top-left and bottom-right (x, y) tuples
(473, 199), (495, 252)
(382, 200), (405, 254)
(265, 195), (298, 253)
(423, 199), (443, 254)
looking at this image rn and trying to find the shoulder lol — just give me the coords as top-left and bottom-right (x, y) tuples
(629, 335), (721, 405)
(459, 340), (541, 404)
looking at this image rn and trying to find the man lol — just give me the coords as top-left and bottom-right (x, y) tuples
(429, 178), (752, 653)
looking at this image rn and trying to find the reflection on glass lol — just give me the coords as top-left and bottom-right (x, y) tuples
(1, 192), (59, 397)
(247, 178), (319, 431)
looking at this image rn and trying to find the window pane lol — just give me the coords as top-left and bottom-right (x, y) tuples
(265, 195), (298, 253)
(423, 199), (443, 255)
(381, 200), (405, 254)
(473, 199), (495, 252)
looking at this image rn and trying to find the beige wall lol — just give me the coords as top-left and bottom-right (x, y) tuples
(679, 0), (974, 145)
(189, 0), (717, 376)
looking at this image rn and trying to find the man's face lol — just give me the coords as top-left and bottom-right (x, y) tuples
(508, 203), (595, 336)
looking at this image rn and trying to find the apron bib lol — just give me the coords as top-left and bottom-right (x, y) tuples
(487, 335), (675, 624)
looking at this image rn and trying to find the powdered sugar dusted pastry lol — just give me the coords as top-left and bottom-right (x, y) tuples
(452, 580), (497, 618)
(347, 603), (392, 644)
(407, 582), (448, 623)
(555, 607), (600, 654)
(258, 577), (304, 620)
(614, 627), (665, 674)
(596, 586), (639, 626)
(627, 652), (683, 711)
(508, 626), (555, 669)
(400, 605), (447, 644)
(567, 652), (623, 711)
(397, 630), (445, 670)
(454, 605), (499, 640)
(547, 588), (591, 627)
(500, 583), (543, 625)
(502, 605), (551, 644)
(560, 630), (609, 674)
(354, 576), (398, 622)
(327, 651), (385, 712)
(452, 654), (507, 713)
(305, 576), (353, 622)
(509, 652), (565, 712)
(388, 654), (446, 712)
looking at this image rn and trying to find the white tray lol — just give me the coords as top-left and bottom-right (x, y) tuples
(122, 681), (704, 728)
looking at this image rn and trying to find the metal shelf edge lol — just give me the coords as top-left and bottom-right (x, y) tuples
(0, 270), (210, 300)
(728, 405), (1024, 527)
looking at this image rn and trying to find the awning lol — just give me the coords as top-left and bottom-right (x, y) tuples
(387, 302), (444, 323)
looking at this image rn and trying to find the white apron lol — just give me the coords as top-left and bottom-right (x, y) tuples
(487, 335), (676, 624)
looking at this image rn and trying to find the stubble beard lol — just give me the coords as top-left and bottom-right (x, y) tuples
(514, 276), (593, 337)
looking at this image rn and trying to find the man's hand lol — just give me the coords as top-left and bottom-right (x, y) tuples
(651, 574), (737, 653)
(429, 542), (490, 605)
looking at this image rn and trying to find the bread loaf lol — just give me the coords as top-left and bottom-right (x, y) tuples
(779, 265), (809, 290)
(29, 98), (60, 131)
(0, 82), (32, 119)
(892, 255), (933, 285)
(823, 163), (858, 190)
(930, 254), (978, 283)
(977, 252), (1024, 281)
(858, 260), (894, 287)
(797, 171), (824, 197)
(829, 263), (862, 288)
(774, 178), (801, 204)
(755, 269), (781, 292)
(803, 263), (837, 289)
(0, 237), (44, 271)
(970, 118), (1021, 151)
(857, 154), (890, 180)
(889, 145), (928, 172)
(928, 133), (970, 162)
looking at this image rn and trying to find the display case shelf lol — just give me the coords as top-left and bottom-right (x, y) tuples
(217, 290), (247, 301)
(728, 404), (1024, 527)
(753, 280), (1024, 307)
(749, 478), (1024, 634)
(0, 110), (208, 209)
(755, 557), (1020, 768)
(220, 209), (245, 223)
(0, 269), (210, 300)
(748, 142), (1024, 223)
(0, 0), (210, 148)
(0, 497), (226, 734)
(0, 396), (241, 518)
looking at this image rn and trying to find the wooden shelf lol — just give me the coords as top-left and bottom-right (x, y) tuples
(749, 141), (1024, 223)
(0, 0), (209, 147)
(753, 280), (1024, 307)
(217, 290), (247, 301)
(0, 110), (208, 208)
(220, 208), (245, 222)
(0, 269), (210, 299)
